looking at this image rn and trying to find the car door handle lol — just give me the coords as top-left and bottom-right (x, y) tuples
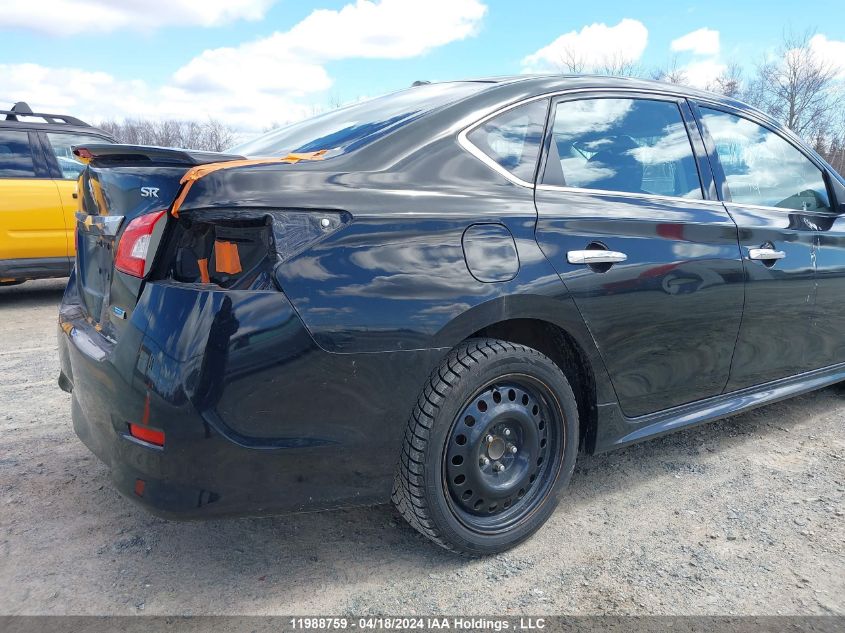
(567, 250), (628, 265)
(748, 248), (786, 261)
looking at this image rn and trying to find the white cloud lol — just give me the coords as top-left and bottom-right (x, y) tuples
(0, 0), (487, 131)
(809, 34), (845, 78)
(682, 59), (727, 88)
(0, 0), (275, 35)
(173, 0), (487, 95)
(671, 28), (720, 56)
(522, 19), (648, 73)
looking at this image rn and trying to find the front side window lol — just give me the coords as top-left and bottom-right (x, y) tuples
(543, 98), (703, 199)
(700, 107), (830, 211)
(465, 99), (548, 183)
(0, 130), (35, 178)
(46, 132), (112, 179)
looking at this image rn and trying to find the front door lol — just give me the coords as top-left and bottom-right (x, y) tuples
(694, 105), (824, 389)
(534, 94), (745, 417)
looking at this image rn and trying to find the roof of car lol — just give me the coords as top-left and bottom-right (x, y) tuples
(466, 73), (732, 100)
(1, 102), (113, 138)
(425, 74), (754, 123)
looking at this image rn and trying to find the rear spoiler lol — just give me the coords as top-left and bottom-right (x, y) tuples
(73, 144), (244, 166)
(73, 143), (329, 217)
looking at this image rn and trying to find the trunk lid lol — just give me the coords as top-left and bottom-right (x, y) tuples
(73, 144), (242, 327)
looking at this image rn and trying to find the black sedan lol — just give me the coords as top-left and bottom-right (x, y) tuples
(58, 75), (845, 554)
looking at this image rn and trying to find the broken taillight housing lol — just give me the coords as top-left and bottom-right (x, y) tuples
(165, 210), (351, 289)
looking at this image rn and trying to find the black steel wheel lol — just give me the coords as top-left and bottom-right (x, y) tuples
(444, 378), (559, 531)
(392, 338), (579, 555)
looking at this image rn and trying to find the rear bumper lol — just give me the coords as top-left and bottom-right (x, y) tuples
(58, 273), (443, 519)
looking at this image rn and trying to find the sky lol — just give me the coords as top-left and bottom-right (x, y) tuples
(1, 0), (843, 132)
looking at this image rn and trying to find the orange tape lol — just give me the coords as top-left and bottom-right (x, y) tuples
(197, 258), (210, 283)
(170, 150), (327, 217)
(214, 240), (242, 275)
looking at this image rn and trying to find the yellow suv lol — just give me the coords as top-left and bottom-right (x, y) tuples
(0, 102), (114, 285)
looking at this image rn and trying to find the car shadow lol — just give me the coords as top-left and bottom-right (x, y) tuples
(0, 278), (67, 308)
(79, 383), (837, 598)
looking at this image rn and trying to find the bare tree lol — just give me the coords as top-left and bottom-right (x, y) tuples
(707, 62), (745, 99)
(651, 56), (689, 85)
(819, 112), (845, 175)
(752, 30), (839, 137)
(558, 46), (587, 74)
(596, 53), (641, 78)
(556, 45), (639, 77)
(201, 119), (236, 152)
(97, 118), (236, 151)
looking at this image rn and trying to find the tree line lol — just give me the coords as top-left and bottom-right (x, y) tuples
(96, 118), (236, 153)
(98, 30), (845, 176)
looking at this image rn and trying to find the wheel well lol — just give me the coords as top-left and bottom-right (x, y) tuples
(468, 319), (598, 454)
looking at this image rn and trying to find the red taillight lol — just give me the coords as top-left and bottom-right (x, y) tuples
(115, 210), (166, 278)
(128, 423), (165, 447)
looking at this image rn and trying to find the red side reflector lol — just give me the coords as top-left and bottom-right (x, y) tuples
(128, 423), (165, 447)
(134, 479), (146, 497)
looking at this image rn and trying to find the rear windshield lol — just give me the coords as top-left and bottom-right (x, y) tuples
(230, 82), (487, 158)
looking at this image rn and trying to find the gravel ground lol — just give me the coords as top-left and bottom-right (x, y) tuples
(0, 278), (843, 616)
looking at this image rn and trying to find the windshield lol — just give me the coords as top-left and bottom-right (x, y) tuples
(229, 82), (488, 158)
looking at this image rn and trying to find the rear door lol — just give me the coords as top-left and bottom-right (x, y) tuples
(534, 93), (745, 417)
(40, 131), (115, 258)
(693, 104), (822, 389)
(0, 129), (67, 270)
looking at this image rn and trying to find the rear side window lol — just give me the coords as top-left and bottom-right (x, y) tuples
(0, 130), (35, 178)
(543, 98), (703, 199)
(46, 132), (112, 179)
(466, 99), (548, 183)
(700, 107), (831, 211)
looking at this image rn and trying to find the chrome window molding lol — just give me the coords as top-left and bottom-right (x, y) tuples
(535, 183), (727, 207)
(721, 199), (836, 215)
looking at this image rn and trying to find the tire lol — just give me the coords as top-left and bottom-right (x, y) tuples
(392, 338), (579, 555)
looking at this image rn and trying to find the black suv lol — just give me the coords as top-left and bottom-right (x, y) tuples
(57, 76), (845, 554)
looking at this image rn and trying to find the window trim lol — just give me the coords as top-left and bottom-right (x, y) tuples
(458, 87), (716, 204)
(457, 94), (550, 188)
(690, 99), (835, 214)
